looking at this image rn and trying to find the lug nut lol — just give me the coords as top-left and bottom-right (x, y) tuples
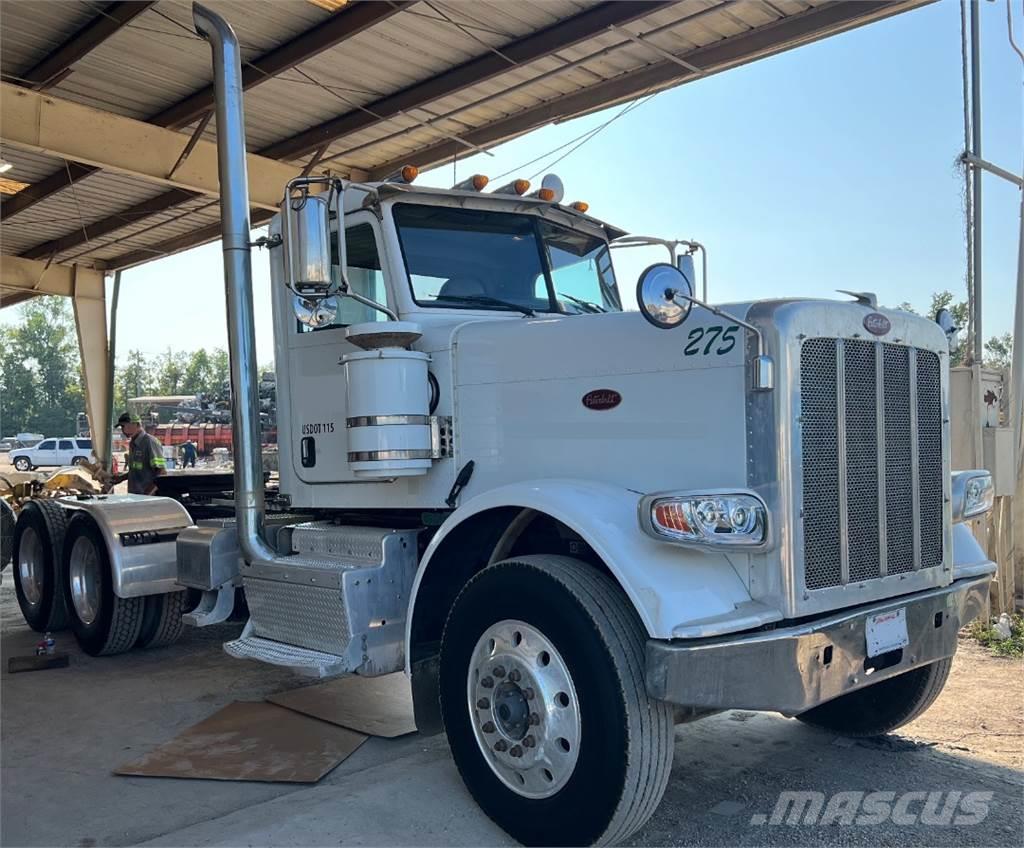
(529, 712), (540, 726)
(481, 676), (494, 689)
(493, 665), (506, 678)
(509, 745), (523, 758)
(482, 721), (496, 733)
(524, 687), (535, 701)
(477, 697), (490, 709)
(494, 739), (508, 752)
(523, 735), (536, 748)
(508, 669), (521, 683)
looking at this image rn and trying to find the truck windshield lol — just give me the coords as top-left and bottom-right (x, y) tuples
(394, 203), (620, 314)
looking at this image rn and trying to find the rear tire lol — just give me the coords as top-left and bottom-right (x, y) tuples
(440, 555), (673, 846)
(796, 657), (952, 737)
(71, 456), (88, 466)
(12, 500), (71, 632)
(136, 591), (189, 649)
(63, 513), (144, 656)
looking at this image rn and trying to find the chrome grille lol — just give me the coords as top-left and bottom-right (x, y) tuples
(800, 339), (943, 591)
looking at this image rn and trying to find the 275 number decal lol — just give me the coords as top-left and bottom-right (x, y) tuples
(683, 325), (738, 356)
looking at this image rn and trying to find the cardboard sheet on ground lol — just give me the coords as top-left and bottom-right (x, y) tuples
(115, 701), (366, 782)
(267, 671), (417, 738)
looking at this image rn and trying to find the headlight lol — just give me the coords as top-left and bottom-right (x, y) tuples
(640, 492), (767, 547)
(952, 470), (994, 522)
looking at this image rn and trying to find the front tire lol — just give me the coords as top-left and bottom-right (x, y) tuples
(14, 457), (31, 472)
(797, 657), (952, 737)
(440, 556), (673, 847)
(12, 500), (71, 632)
(63, 513), (144, 656)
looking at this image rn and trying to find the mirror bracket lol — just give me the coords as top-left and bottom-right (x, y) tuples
(668, 290), (774, 391)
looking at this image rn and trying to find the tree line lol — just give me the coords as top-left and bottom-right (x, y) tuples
(0, 298), (261, 437)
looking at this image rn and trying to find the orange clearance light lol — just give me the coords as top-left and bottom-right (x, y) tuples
(492, 179), (531, 196)
(536, 187), (556, 201)
(453, 174), (489, 191)
(571, 200), (589, 213)
(654, 501), (692, 534)
(400, 165), (419, 183)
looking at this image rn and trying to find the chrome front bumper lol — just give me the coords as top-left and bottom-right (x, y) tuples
(645, 573), (992, 716)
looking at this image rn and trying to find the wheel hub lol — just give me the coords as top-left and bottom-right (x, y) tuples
(17, 526), (43, 608)
(68, 536), (101, 625)
(467, 619), (581, 799)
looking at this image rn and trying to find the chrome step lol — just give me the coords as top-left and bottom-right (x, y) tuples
(223, 632), (346, 678)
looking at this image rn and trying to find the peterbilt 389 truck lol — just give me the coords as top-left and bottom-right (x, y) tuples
(9, 5), (998, 846)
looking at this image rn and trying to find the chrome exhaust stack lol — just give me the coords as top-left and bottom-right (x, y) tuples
(193, 2), (276, 566)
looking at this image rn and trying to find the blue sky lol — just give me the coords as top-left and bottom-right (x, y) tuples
(17, 0), (1021, 364)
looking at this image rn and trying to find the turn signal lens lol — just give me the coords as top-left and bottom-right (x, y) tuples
(571, 200), (589, 213)
(952, 470), (994, 522)
(644, 493), (767, 547)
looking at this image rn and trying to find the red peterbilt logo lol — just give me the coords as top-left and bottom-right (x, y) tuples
(863, 313), (891, 336)
(582, 389), (621, 411)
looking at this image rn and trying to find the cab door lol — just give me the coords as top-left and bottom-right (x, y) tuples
(57, 440), (75, 465)
(284, 213), (395, 484)
(33, 440), (58, 466)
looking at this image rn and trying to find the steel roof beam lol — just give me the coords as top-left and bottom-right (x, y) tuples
(21, 0), (663, 264)
(4, 0), (410, 224)
(258, 0), (670, 162)
(368, 0), (921, 178)
(19, 1), (157, 91)
(149, 0), (414, 131)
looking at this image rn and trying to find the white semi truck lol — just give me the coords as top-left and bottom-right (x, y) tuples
(10, 5), (998, 845)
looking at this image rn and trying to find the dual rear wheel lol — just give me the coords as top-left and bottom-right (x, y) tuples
(12, 504), (186, 655)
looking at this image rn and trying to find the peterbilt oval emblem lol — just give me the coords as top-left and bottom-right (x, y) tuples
(582, 389), (621, 411)
(863, 313), (891, 336)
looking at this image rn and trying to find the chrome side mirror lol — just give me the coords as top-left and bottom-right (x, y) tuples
(935, 307), (960, 351)
(676, 252), (696, 291)
(636, 263), (693, 329)
(293, 294), (338, 329)
(282, 186), (334, 298)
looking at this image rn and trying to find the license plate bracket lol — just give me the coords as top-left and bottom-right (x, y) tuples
(866, 607), (909, 657)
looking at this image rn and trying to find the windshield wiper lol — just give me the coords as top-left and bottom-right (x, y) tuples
(434, 294), (535, 316)
(557, 292), (607, 314)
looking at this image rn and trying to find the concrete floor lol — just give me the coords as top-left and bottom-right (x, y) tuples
(2, 580), (1021, 847)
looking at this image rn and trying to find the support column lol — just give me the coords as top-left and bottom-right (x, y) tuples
(71, 267), (112, 468)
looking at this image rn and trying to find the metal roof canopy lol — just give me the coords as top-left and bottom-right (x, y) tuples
(1, 0), (932, 307)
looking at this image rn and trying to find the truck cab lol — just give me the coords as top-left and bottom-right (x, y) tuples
(10, 8), (997, 845)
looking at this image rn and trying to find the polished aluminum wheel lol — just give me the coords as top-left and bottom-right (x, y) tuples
(467, 619), (581, 799)
(68, 536), (102, 625)
(17, 526), (44, 608)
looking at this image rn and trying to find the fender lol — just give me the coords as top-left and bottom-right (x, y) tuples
(58, 494), (192, 598)
(405, 478), (755, 669)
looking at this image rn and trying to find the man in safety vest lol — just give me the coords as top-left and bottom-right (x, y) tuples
(113, 412), (166, 495)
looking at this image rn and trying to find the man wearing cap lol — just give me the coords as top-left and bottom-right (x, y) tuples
(113, 412), (166, 495)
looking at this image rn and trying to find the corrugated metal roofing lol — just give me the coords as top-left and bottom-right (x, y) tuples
(1, 0), (931, 278)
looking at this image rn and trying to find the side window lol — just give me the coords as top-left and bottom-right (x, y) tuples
(77, 439), (92, 449)
(299, 223), (389, 332)
(58, 440), (73, 450)
(38, 440), (55, 450)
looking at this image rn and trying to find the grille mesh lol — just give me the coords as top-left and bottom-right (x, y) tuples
(800, 339), (943, 591)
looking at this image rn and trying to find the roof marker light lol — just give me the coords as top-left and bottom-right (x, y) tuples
(493, 179), (530, 196)
(453, 174), (489, 191)
(530, 187), (556, 201)
(540, 173), (564, 203)
(571, 201), (589, 213)
(386, 165), (419, 184)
